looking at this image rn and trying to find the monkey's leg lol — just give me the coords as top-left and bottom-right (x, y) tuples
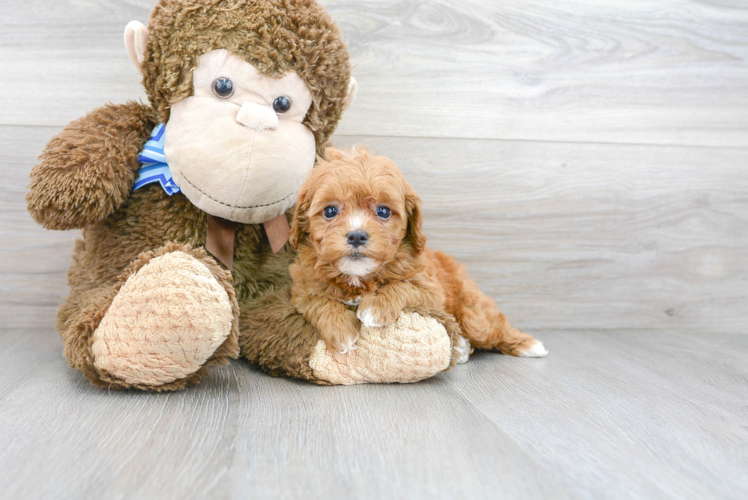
(239, 287), (464, 385)
(57, 243), (239, 391)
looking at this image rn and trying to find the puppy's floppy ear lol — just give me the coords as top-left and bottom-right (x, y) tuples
(405, 187), (426, 254)
(290, 181), (313, 249)
(324, 147), (348, 162)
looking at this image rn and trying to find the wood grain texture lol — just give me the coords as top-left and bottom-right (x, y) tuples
(445, 330), (748, 500)
(332, 135), (748, 333)
(0, 125), (77, 330)
(1, 0), (747, 146)
(5, 127), (746, 333)
(1, 329), (747, 500)
(2, 1), (748, 498)
(333, 0), (748, 147)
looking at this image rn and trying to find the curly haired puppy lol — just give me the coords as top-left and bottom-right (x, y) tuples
(290, 148), (548, 358)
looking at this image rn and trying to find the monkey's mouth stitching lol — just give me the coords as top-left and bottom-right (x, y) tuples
(179, 172), (295, 209)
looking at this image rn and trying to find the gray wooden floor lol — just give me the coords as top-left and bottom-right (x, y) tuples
(2, 0), (748, 499)
(1, 328), (747, 499)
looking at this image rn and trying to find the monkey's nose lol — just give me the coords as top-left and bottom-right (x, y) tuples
(236, 102), (278, 130)
(346, 230), (369, 248)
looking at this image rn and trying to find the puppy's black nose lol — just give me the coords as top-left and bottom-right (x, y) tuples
(346, 230), (369, 248)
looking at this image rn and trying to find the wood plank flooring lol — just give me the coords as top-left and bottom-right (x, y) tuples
(4, 126), (746, 333)
(1, 328), (746, 500)
(2, 1), (748, 146)
(1, 0), (747, 498)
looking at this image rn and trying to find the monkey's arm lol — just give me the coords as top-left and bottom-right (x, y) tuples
(239, 286), (462, 385)
(27, 101), (156, 230)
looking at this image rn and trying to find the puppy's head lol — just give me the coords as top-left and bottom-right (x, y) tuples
(291, 147), (425, 282)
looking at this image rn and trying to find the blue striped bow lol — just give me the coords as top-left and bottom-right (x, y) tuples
(133, 123), (181, 196)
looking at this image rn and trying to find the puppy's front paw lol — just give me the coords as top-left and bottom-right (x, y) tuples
(320, 328), (359, 354)
(357, 307), (386, 328)
(318, 316), (361, 355)
(357, 296), (402, 328)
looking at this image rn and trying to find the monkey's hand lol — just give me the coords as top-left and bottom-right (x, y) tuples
(27, 101), (156, 230)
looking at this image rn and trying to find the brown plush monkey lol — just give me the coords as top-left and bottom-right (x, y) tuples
(26, 0), (460, 391)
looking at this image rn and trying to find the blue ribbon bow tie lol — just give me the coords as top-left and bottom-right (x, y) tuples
(133, 123), (181, 196)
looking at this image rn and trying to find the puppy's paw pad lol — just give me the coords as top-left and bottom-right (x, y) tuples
(356, 307), (386, 328)
(453, 335), (471, 364)
(516, 340), (548, 358)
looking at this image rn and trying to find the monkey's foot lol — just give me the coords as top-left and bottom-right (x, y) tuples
(91, 246), (238, 388)
(308, 312), (452, 385)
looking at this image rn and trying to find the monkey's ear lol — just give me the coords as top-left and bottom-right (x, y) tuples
(124, 21), (149, 75)
(342, 77), (357, 112)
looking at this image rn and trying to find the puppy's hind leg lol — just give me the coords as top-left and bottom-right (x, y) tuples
(456, 287), (547, 357)
(433, 250), (546, 357)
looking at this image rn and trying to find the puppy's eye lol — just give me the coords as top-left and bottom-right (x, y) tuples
(212, 77), (234, 98)
(376, 206), (391, 220)
(323, 206), (338, 220)
(273, 96), (291, 113)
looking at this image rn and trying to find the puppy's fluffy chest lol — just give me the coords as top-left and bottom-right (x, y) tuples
(328, 273), (384, 303)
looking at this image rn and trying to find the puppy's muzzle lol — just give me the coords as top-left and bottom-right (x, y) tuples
(346, 230), (368, 248)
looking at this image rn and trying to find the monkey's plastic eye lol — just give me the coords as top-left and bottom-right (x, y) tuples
(323, 206), (338, 220)
(376, 206), (391, 219)
(212, 77), (234, 98)
(273, 96), (291, 113)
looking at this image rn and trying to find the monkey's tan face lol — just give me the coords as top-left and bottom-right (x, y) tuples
(164, 49), (316, 224)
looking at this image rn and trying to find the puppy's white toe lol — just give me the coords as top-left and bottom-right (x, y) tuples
(357, 308), (385, 328)
(337, 335), (359, 355)
(454, 335), (471, 364)
(517, 340), (548, 358)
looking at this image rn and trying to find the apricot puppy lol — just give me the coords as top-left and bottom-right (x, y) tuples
(290, 148), (547, 358)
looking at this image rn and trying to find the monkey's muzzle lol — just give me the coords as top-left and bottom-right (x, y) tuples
(236, 102), (278, 131)
(163, 97), (316, 224)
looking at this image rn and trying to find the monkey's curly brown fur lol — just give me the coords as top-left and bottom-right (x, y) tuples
(26, 102), (157, 231)
(144, 0), (351, 154)
(31, 101), (303, 390)
(26, 0), (455, 390)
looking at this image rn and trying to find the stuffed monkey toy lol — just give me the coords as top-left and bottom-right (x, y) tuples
(26, 0), (460, 391)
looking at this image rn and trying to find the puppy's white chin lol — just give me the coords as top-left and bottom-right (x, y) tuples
(337, 256), (379, 278)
